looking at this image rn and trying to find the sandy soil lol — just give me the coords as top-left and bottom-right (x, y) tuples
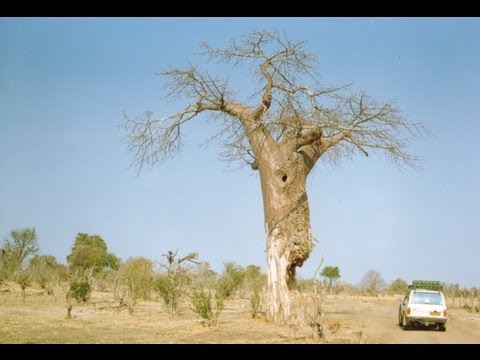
(1, 285), (479, 344)
(320, 295), (480, 344)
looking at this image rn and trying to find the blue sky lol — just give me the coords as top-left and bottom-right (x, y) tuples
(1, 18), (479, 287)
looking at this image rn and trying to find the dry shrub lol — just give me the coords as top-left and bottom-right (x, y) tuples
(190, 287), (224, 326)
(250, 286), (262, 318)
(289, 291), (325, 342)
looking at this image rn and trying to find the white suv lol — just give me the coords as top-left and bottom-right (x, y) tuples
(398, 281), (447, 332)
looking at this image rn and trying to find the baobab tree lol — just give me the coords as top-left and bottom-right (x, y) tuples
(121, 30), (427, 324)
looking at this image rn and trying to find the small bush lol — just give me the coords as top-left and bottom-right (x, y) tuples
(388, 278), (408, 295)
(154, 274), (184, 314)
(29, 255), (60, 295)
(250, 287), (262, 318)
(120, 257), (154, 301)
(68, 279), (91, 303)
(216, 262), (245, 299)
(15, 271), (31, 303)
(66, 278), (91, 318)
(155, 250), (198, 314)
(94, 269), (118, 292)
(190, 288), (224, 326)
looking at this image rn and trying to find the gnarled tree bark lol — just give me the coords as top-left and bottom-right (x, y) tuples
(260, 148), (313, 323)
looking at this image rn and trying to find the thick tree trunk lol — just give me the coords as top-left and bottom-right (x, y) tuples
(266, 227), (292, 323)
(259, 148), (314, 324)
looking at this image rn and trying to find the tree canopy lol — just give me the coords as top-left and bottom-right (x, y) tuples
(67, 233), (120, 275)
(321, 266), (341, 282)
(389, 278), (409, 295)
(122, 29), (427, 173)
(1, 227), (39, 278)
(321, 265), (341, 293)
(360, 269), (387, 296)
(28, 255), (62, 292)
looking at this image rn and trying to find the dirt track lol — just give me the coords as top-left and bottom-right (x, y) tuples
(0, 287), (479, 343)
(322, 296), (480, 343)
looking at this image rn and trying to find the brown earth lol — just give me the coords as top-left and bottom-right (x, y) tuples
(1, 285), (479, 344)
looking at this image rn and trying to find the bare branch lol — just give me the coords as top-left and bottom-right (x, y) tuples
(120, 103), (211, 173)
(122, 29), (428, 173)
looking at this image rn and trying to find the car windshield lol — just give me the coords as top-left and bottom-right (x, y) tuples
(411, 292), (443, 305)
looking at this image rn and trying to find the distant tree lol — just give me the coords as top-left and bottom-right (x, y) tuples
(94, 268), (121, 293)
(118, 257), (154, 312)
(1, 227), (39, 278)
(360, 269), (387, 296)
(472, 287), (479, 299)
(335, 281), (361, 296)
(28, 255), (61, 294)
(388, 278), (408, 295)
(66, 278), (91, 319)
(190, 261), (217, 289)
(243, 265), (266, 291)
(243, 264), (266, 316)
(15, 270), (31, 303)
(460, 287), (471, 307)
(321, 266), (341, 294)
(244, 264), (263, 279)
(445, 283), (461, 298)
(216, 262), (246, 299)
(121, 29), (427, 323)
(0, 249), (11, 284)
(67, 233), (120, 275)
(154, 250), (198, 314)
(55, 263), (69, 283)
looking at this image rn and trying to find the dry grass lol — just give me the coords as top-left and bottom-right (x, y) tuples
(1, 283), (479, 344)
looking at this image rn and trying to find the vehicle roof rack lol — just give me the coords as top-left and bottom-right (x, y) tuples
(408, 280), (443, 291)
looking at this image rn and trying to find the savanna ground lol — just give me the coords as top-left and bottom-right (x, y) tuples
(1, 284), (479, 344)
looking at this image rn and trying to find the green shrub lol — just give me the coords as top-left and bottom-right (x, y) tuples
(216, 262), (245, 299)
(250, 286), (262, 318)
(68, 279), (91, 303)
(154, 274), (185, 314)
(15, 271), (31, 303)
(119, 257), (154, 301)
(388, 278), (408, 295)
(190, 288), (224, 326)
(28, 255), (60, 294)
(65, 278), (91, 318)
(155, 250), (197, 314)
